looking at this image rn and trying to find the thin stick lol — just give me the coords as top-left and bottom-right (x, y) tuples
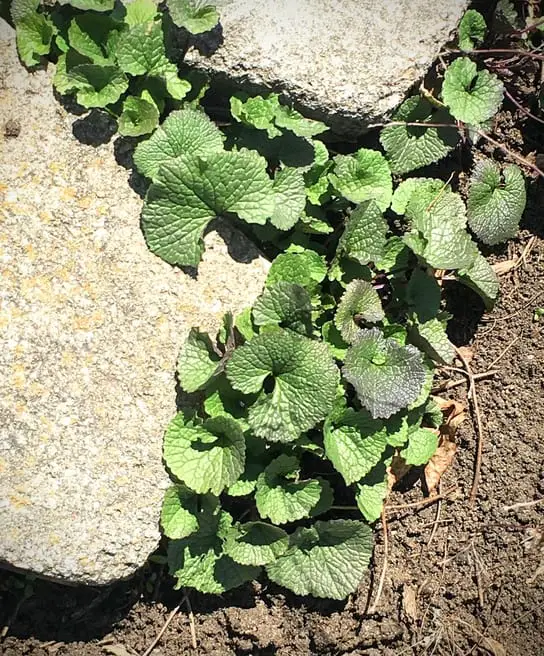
(431, 370), (498, 393)
(184, 593), (197, 650)
(503, 498), (544, 511)
(368, 510), (389, 614)
(454, 347), (485, 506)
(486, 289), (544, 323)
(486, 330), (524, 370)
(504, 88), (544, 126)
(387, 486), (457, 512)
(475, 130), (544, 179)
(141, 601), (182, 656)
(426, 484), (442, 549)
(444, 47), (544, 61)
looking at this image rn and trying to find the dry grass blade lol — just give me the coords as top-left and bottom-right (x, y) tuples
(141, 601), (182, 656)
(368, 510), (389, 614)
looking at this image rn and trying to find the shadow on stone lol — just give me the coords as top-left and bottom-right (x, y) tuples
(72, 109), (118, 146)
(113, 136), (150, 199)
(212, 219), (261, 265)
(189, 22), (224, 57)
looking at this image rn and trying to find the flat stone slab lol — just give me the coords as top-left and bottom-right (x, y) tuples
(0, 22), (268, 585)
(186, 0), (468, 136)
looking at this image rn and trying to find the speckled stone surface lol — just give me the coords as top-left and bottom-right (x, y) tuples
(186, 0), (468, 136)
(0, 21), (269, 585)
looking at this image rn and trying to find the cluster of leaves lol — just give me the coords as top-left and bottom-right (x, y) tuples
(11, 0), (219, 136)
(13, 1), (531, 599)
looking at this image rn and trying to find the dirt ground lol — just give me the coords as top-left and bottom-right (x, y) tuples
(2, 3), (544, 653)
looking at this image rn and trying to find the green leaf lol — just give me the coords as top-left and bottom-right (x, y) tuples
(227, 329), (339, 442)
(329, 149), (392, 211)
(227, 460), (262, 496)
(337, 201), (388, 266)
(134, 107), (224, 180)
(203, 377), (255, 431)
(118, 95), (160, 136)
(458, 9), (488, 51)
(274, 104), (328, 138)
(270, 168), (306, 230)
(161, 484), (218, 539)
(16, 12), (54, 67)
(58, 0), (115, 11)
(375, 236), (411, 274)
(380, 97), (459, 175)
(163, 414), (245, 495)
(266, 247), (327, 293)
(406, 268), (441, 322)
(334, 280), (384, 343)
(391, 178), (444, 216)
(11, 0), (39, 24)
(467, 160), (526, 245)
(177, 328), (221, 393)
(230, 93), (282, 138)
(355, 464), (388, 523)
(224, 522), (289, 566)
(255, 455), (332, 524)
(322, 321), (349, 360)
(409, 318), (455, 365)
(168, 509), (260, 594)
(252, 282), (312, 336)
(266, 520), (373, 600)
(123, 0), (158, 26)
(141, 148), (274, 267)
(442, 57), (504, 125)
(67, 15), (118, 65)
(458, 252), (499, 309)
(324, 408), (389, 485)
(404, 182), (478, 270)
(400, 427), (439, 465)
(166, 0), (219, 34)
(342, 328), (427, 419)
(53, 50), (91, 95)
(66, 64), (129, 108)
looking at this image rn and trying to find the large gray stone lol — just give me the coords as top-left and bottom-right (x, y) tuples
(186, 0), (468, 136)
(0, 22), (268, 585)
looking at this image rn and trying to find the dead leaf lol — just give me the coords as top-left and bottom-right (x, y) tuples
(492, 260), (517, 276)
(425, 439), (457, 494)
(402, 585), (418, 621)
(103, 645), (138, 656)
(433, 397), (467, 438)
(456, 345), (475, 365)
(483, 637), (507, 656)
(388, 454), (412, 488)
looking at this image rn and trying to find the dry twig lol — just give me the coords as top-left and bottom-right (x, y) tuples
(387, 486), (458, 513)
(503, 498), (544, 511)
(141, 601), (183, 656)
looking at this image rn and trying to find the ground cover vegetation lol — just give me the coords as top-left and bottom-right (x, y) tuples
(10, 0), (541, 601)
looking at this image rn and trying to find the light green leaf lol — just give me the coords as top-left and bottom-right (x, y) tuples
(166, 0), (219, 34)
(270, 168), (306, 230)
(467, 160), (526, 245)
(53, 50), (91, 95)
(410, 318), (455, 365)
(203, 378), (254, 432)
(337, 201), (388, 266)
(252, 282), (312, 336)
(123, 0), (158, 26)
(334, 280), (384, 343)
(141, 149), (274, 267)
(118, 95), (160, 136)
(266, 520), (373, 600)
(380, 97), (459, 175)
(324, 408), (388, 485)
(227, 460), (262, 496)
(67, 14), (118, 65)
(230, 93), (282, 138)
(163, 414), (245, 495)
(375, 236), (411, 274)
(134, 107), (224, 180)
(266, 247), (327, 293)
(177, 328), (221, 393)
(255, 455), (332, 524)
(442, 57), (504, 125)
(15, 12), (54, 67)
(355, 464), (388, 523)
(458, 9), (488, 51)
(168, 509), (259, 594)
(224, 522), (289, 566)
(404, 182), (478, 270)
(11, 0), (39, 24)
(458, 251), (499, 309)
(400, 427), (439, 465)
(342, 328), (427, 419)
(329, 148), (392, 211)
(58, 0), (115, 11)
(226, 329), (339, 442)
(392, 178), (444, 216)
(66, 64), (129, 108)
(406, 268), (441, 323)
(274, 104), (328, 138)
(161, 484), (218, 539)
(322, 320), (349, 360)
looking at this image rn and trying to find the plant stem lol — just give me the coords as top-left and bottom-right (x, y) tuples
(444, 47), (544, 61)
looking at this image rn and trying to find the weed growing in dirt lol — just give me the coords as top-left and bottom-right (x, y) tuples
(11, 0), (536, 599)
